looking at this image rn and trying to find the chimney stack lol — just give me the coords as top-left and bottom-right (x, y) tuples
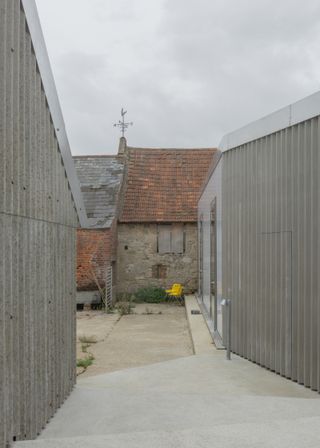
(118, 136), (127, 155)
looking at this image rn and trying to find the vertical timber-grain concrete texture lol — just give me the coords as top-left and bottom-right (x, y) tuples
(0, 1), (79, 447)
(117, 224), (198, 294)
(221, 116), (320, 391)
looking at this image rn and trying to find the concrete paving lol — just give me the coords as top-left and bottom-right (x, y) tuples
(15, 298), (320, 447)
(184, 295), (216, 354)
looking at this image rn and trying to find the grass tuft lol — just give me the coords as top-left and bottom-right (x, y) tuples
(77, 354), (94, 369)
(79, 335), (98, 344)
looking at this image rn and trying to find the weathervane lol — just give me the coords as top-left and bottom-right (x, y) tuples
(113, 108), (133, 137)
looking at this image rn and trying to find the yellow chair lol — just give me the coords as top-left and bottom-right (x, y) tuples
(165, 283), (184, 304)
(165, 283), (180, 295)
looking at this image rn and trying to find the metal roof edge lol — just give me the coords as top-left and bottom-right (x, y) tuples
(198, 151), (222, 201)
(22, 0), (89, 227)
(219, 90), (320, 152)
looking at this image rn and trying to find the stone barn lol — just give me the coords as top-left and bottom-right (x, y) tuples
(75, 140), (217, 299)
(117, 145), (217, 294)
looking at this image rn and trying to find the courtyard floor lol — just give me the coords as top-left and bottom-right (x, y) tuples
(76, 303), (193, 377)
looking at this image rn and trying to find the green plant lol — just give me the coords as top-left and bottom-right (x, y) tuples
(79, 335), (98, 344)
(77, 353), (94, 370)
(133, 286), (167, 303)
(117, 300), (134, 316)
(81, 343), (90, 353)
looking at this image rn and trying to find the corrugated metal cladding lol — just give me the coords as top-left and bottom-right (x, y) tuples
(0, 1), (79, 447)
(221, 116), (320, 391)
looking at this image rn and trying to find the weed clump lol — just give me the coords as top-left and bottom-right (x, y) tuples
(77, 353), (94, 370)
(117, 300), (134, 315)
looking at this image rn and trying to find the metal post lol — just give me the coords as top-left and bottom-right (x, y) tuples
(226, 299), (232, 360)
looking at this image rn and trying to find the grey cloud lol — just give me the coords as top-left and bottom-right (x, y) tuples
(36, 0), (320, 154)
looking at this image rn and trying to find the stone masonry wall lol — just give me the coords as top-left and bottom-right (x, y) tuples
(117, 223), (198, 295)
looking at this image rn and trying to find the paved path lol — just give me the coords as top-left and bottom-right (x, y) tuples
(15, 298), (320, 447)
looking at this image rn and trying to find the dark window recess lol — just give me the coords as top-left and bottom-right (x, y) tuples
(152, 264), (167, 279)
(124, 245), (128, 250)
(157, 224), (185, 254)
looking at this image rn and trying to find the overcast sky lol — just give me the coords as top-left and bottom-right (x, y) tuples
(35, 0), (320, 155)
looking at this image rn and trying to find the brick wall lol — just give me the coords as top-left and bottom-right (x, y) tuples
(77, 223), (117, 290)
(117, 223), (198, 295)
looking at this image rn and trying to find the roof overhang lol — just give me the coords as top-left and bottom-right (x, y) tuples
(219, 90), (320, 152)
(22, 0), (89, 227)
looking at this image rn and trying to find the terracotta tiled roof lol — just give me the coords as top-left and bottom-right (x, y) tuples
(119, 147), (218, 222)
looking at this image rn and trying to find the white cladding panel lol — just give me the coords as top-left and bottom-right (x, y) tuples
(198, 157), (223, 335)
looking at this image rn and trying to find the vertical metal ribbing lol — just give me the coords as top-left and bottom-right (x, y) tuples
(19, 5), (26, 218)
(217, 114), (320, 393)
(18, 7), (26, 440)
(60, 224), (65, 406)
(39, 90), (45, 430)
(245, 146), (250, 358)
(48, 218), (54, 422)
(0, 214), (5, 448)
(5, 215), (13, 448)
(297, 123), (304, 384)
(57, 159), (62, 410)
(316, 118), (320, 393)
(309, 118), (318, 391)
(37, 59), (42, 438)
(42, 97), (49, 427)
(4, 3), (14, 446)
(5, 0), (13, 215)
(49, 132), (55, 416)
(291, 124), (298, 382)
(248, 142), (254, 363)
(29, 41), (37, 438)
(0, 2), (7, 447)
(12, 214), (20, 441)
(0, 4), (79, 447)
(0, 0), (6, 215)
(303, 121), (311, 387)
(24, 16), (31, 219)
(267, 134), (274, 372)
(317, 117), (320, 393)
(255, 139), (261, 366)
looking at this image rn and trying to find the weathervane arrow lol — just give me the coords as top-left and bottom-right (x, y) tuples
(113, 108), (133, 137)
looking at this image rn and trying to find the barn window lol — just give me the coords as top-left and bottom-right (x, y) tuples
(152, 264), (167, 279)
(157, 224), (185, 254)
